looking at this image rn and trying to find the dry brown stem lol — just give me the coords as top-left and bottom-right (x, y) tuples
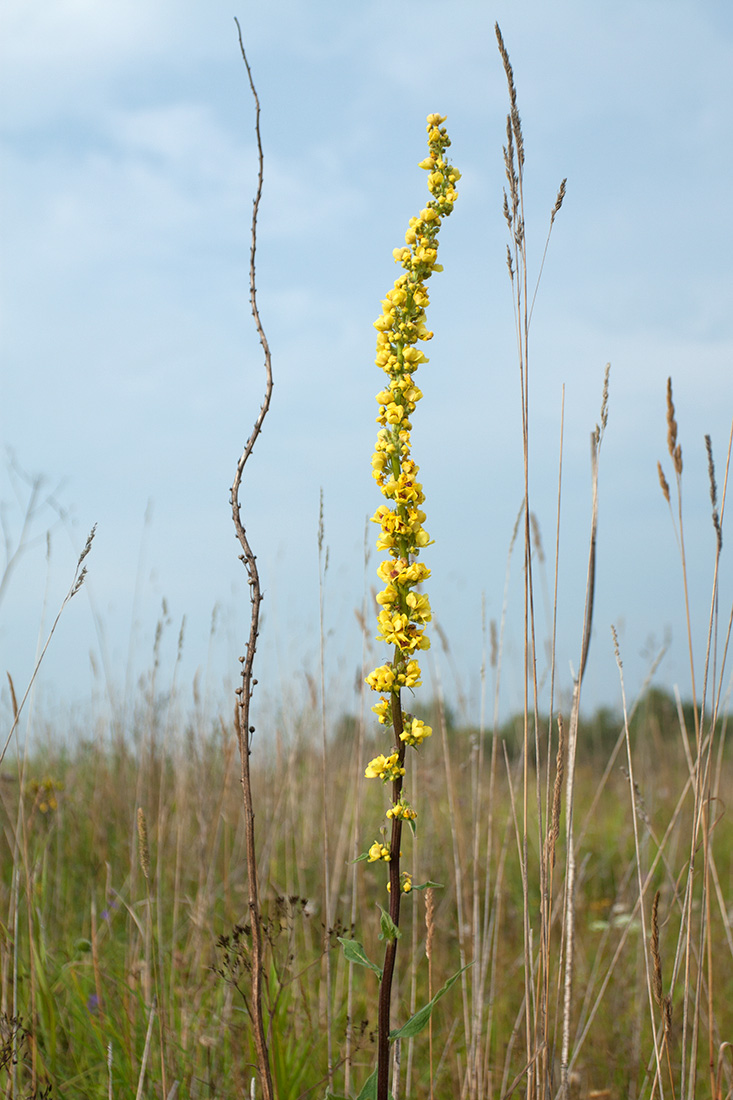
(230, 19), (275, 1100)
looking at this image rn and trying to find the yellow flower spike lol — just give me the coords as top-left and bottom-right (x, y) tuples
(365, 116), (456, 944)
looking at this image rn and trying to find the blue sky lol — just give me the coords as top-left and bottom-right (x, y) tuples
(2, 0), (732, 738)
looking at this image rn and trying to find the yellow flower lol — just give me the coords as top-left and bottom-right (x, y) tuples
(402, 347), (427, 366)
(365, 753), (405, 782)
(400, 717), (432, 748)
(372, 697), (392, 724)
(386, 796), (417, 821)
(375, 584), (399, 608)
(366, 664), (396, 693)
(405, 591), (431, 623)
(368, 841), (391, 862)
(401, 661), (422, 689)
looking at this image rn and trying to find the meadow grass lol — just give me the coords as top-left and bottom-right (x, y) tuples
(2, 24), (733, 1100)
(0, 690), (731, 1098)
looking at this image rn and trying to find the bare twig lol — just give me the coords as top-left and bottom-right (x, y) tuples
(231, 19), (274, 1100)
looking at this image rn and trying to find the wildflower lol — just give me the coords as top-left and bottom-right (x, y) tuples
(372, 697), (392, 725)
(365, 753), (406, 782)
(386, 872), (413, 894)
(400, 717), (432, 748)
(366, 664), (396, 693)
(368, 842), (391, 863)
(386, 796), (417, 822)
(364, 115), (457, 925)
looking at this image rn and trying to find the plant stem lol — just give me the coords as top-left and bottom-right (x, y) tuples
(231, 20), (274, 1100)
(377, 689), (407, 1099)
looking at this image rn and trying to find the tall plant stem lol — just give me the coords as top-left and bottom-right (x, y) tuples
(377, 686), (407, 1100)
(231, 20), (274, 1100)
(318, 494), (334, 1089)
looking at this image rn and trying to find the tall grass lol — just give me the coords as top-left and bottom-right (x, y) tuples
(1, 688), (731, 1097)
(1, 24), (732, 1100)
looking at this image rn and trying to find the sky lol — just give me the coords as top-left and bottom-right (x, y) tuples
(1, 0), (733, 744)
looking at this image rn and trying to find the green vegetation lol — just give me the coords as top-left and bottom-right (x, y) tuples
(0, 687), (730, 1097)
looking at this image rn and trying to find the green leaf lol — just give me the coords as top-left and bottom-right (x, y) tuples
(354, 1069), (394, 1100)
(337, 937), (382, 979)
(410, 879), (444, 892)
(325, 1092), (351, 1100)
(377, 903), (401, 942)
(350, 852), (370, 863)
(390, 963), (472, 1040)
(355, 1069), (377, 1100)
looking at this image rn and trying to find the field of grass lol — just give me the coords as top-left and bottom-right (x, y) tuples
(0, 688), (731, 1098)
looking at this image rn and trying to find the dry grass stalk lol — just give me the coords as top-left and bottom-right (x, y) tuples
(317, 493), (334, 1089)
(548, 714), (565, 871)
(706, 434), (723, 553)
(137, 807), (150, 881)
(560, 374), (609, 1100)
(658, 462), (671, 504)
(612, 627), (665, 1094)
(666, 376), (683, 476)
(651, 891), (676, 1100)
(425, 886), (436, 1099)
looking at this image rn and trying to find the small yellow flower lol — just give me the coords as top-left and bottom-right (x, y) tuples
(372, 697), (392, 724)
(375, 584), (399, 608)
(368, 841), (391, 862)
(400, 717), (432, 748)
(401, 660), (422, 689)
(405, 591), (431, 623)
(366, 664), (396, 693)
(365, 753), (405, 782)
(386, 796), (417, 822)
